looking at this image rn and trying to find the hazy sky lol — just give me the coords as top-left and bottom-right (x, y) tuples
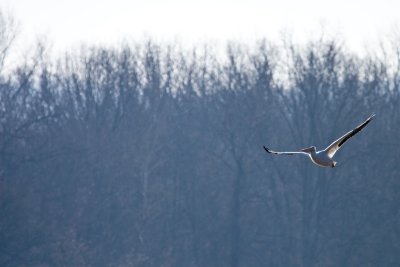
(2, 0), (400, 55)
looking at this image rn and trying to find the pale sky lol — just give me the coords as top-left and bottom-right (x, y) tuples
(1, 0), (400, 56)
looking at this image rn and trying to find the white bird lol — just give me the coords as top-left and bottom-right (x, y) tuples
(263, 114), (375, 168)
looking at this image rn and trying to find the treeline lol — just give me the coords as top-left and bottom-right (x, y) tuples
(1, 30), (400, 266)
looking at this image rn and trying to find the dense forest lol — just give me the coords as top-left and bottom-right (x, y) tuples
(0, 13), (400, 267)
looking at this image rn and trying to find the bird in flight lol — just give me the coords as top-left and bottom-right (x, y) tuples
(263, 114), (375, 168)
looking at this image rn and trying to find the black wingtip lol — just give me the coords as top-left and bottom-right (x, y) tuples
(364, 113), (375, 125)
(338, 114), (376, 147)
(263, 146), (271, 153)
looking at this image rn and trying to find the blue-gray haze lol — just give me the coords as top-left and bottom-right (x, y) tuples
(0, 25), (399, 267)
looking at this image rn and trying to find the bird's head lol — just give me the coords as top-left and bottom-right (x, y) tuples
(301, 146), (316, 154)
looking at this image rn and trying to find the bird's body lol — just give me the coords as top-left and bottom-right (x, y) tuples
(309, 149), (336, 168)
(264, 114), (375, 168)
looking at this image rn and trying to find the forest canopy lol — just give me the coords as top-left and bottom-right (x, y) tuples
(1, 12), (400, 267)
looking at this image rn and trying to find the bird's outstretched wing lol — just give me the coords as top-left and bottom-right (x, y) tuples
(324, 114), (375, 158)
(263, 146), (307, 156)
